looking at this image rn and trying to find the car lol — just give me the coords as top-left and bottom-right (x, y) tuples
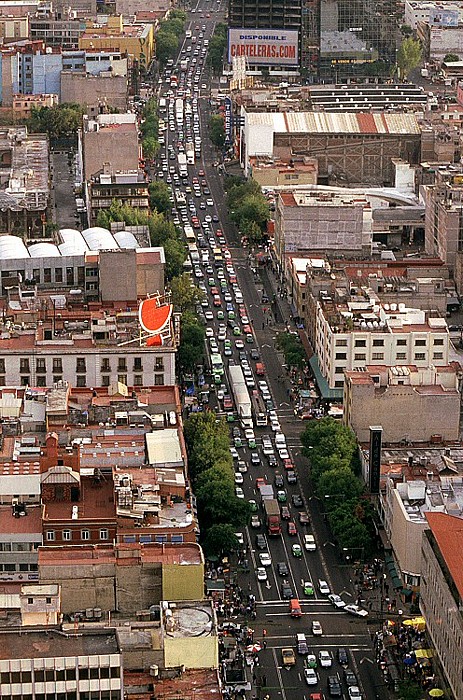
(237, 460), (247, 473)
(259, 552), (272, 567)
(204, 310), (213, 321)
(318, 580), (330, 595)
(319, 651), (332, 668)
(348, 687), (362, 700)
(303, 580), (314, 595)
(234, 472), (244, 484)
(274, 473), (284, 488)
(277, 562), (289, 576)
(327, 675), (342, 697)
(281, 506), (290, 520)
(255, 534), (266, 549)
(287, 521), (297, 536)
(328, 594), (346, 609)
(250, 452), (260, 466)
(230, 447), (238, 460)
(235, 487), (244, 499)
(304, 669), (318, 686)
(292, 544), (302, 558)
(281, 582), (293, 599)
(277, 490), (287, 503)
(235, 339), (245, 349)
(287, 470), (297, 484)
(249, 499), (258, 512)
(281, 648), (296, 667)
(257, 567), (267, 581)
(304, 534), (316, 551)
(268, 455), (278, 467)
(345, 604), (368, 618)
(251, 515), (261, 528)
(306, 654), (317, 669)
(299, 511), (310, 525)
(344, 669), (357, 687)
(234, 532), (244, 546)
(292, 494), (304, 508)
(337, 648), (349, 666)
(312, 620), (323, 636)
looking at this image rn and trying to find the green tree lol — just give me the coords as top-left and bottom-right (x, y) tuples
(397, 680), (423, 700)
(27, 103), (84, 139)
(397, 37), (422, 79)
(206, 24), (228, 73)
(197, 480), (250, 526)
(203, 524), (240, 556)
(196, 462), (234, 493)
(170, 272), (205, 312)
(209, 114), (225, 149)
(400, 24), (413, 37)
(184, 412), (230, 478)
(163, 238), (186, 279)
(444, 53), (460, 62)
(317, 467), (363, 502)
(142, 136), (159, 160)
(232, 194), (269, 230)
(149, 181), (171, 214)
(276, 332), (306, 370)
(241, 219), (264, 245)
(177, 316), (205, 375)
(156, 30), (179, 65)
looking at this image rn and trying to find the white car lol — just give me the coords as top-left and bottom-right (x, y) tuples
(235, 532), (244, 546)
(235, 487), (244, 499)
(328, 594), (346, 609)
(204, 311), (213, 321)
(259, 552), (272, 567)
(318, 651), (332, 667)
(206, 198), (214, 206)
(278, 448), (290, 460)
(257, 567), (267, 581)
(304, 668), (318, 686)
(345, 604), (368, 618)
(230, 447), (238, 460)
(312, 620), (323, 636)
(318, 579), (330, 595)
(237, 460), (247, 473)
(348, 687), (362, 699)
(234, 472), (244, 484)
(244, 428), (255, 441)
(304, 534), (316, 551)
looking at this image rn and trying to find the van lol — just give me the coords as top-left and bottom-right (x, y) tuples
(304, 534), (316, 551)
(275, 432), (286, 447)
(296, 633), (308, 655)
(289, 598), (302, 618)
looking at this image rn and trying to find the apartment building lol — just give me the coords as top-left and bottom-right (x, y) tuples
(79, 15), (155, 70)
(86, 169), (149, 226)
(81, 112), (140, 182)
(421, 512), (463, 700)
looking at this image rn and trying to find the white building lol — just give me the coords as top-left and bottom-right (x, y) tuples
(405, 0), (463, 29)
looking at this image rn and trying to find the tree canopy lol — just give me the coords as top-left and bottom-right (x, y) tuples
(155, 11), (186, 66)
(177, 311), (205, 375)
(226, 179), (270, 239)
(397, 37), (422, 79)
(209, 114), (225, 149)
(27, 103), (84, 139)
(276, 332), (307, 370)
(170, 272), (205, 312)
(149, 181), (171, 214)
(206, 23), (228, 73)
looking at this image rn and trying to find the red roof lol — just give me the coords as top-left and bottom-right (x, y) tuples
(425, 512), (463, 599)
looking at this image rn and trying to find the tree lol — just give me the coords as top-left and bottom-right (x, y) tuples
(444, 53), (459, 62)
(397, 37), (422, 79)
(28, 103), (84, 139)
(203, 524), (240, 556)
(149, 181), (171, 214)
(163, 238), (186, 280)
(400, 24), (413, 37)
(276, 332), (307, 370)
(317, 467), (364, 503)
(206, 23), (228, 73)
(184, 412), (230, 479)
(397, 681), (423, 700)
(232, 194), (269, 230)
(177, 311), (205, 375)
(170, 273), (205, 312)
(142, 136), (159, 160)
(196, 463), (234, 494)
(241, 219), (264, 246)
(209, 114), (225, 149)
(156, 30), (179, 65)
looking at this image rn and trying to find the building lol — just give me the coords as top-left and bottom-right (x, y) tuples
(79, 15), (155, 71)
(0, 126), (50, 236)
(0, 627), (123, 699)
(115, 0), (171, 15)
(421, 512), (463, 700)
(249, 155), (318, 189)
(81, 112), (140, 182)
(30, 13), (86, 49)
(417, 18), (463, 61)
(86, 168), (149, 226)
(12, 93), (58, 121)
(0, 14), (29, 42)
(344, 364), (461, 444)
(405, 0), (463, 29)
(61, 69), (128, 112)
(0, 1), (40, 17)
(310, 287), (449, 395)
(240, 110), (422, 186)
(274, 190), (374, 262)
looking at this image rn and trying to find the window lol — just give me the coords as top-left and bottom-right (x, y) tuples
(53, 358), (63, 373)
(20, 358), (30, 374)
(102, 375), (110, 387)
(434, 338), (444, 345)
(415, 339), (426, 346)
(334, 380), (344, 388)
(335, 366), (344, 374)
(396, 353), (406, 360)
(36, 358), (46, 373)
(0, 359), (4, 374)
(117, 358), (127, 372)
(154, 374), (164, 385)
(354, 353), (366, 361)
(335, 352), (347, 360)
(396, 339), (407, 346)
(46, 530), (55, 541)
(118, 374), (127, 385)
(62, 530), (72, 541)
(53, 375), (62, 384)
(28, 597), (33, 604)
(414, 353), (426, 360)
(76, 376), (86, 387)
(55, 267), (63, 283)
(81, 530), (90, 541)
(372, 353), (384, 360)
(433, 352), (443, 359)
(335, 339), (347, 346)
(134, 374), (143, 386)
(21, 375), (30, 386)
(155, 357), (164, 371)
(354, 339), (366, 347)
(100, 529), (109, 540)
(36, 376), (46, 387)
(133, 357), (142, 371)
(372, 339), (384, 346)
(46, 597), (52, 604)
(101, 358), (111, 372)
(44, 267), (51, 283)
(76, 358), (86, 373)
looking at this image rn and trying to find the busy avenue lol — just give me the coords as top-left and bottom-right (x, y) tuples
(153, 4), (385, 699)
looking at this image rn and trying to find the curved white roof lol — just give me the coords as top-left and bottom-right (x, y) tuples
(81, 227), (118, 251)
(29, 242), (61, 258)
(0, 235), (29, 259)
(58, 228), (88, 256)
(113, 230), (138, 249)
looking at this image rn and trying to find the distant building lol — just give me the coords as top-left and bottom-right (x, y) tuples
(12, 93), (58, 120)
(79, 15), (155, 71)
(61, 69), (128, 112)
(30, 13), (86, 49)
(0, 14), (29, 41)
(418, 19), (463, 61)
(86, 167), (149, 226)
(81, 112), (140, 182)
(344, 364), (461, 444)
(405, 0), (463, 29)
(249, 155), (318, 189)
(421, 512), (463, 700)
(115, 0), (171, 16)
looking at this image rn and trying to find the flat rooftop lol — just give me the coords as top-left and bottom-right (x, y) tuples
(0, 628), (119, 660)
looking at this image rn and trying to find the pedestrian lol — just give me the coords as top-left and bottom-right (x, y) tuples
(262, 675), (267, 687)
(262, 322), (265, 330)
(263, 640), (267, 649)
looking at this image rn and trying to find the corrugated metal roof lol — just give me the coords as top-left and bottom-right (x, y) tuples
(247, 111), (421, 135)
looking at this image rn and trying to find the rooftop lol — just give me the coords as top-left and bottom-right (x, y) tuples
(42, 475), (115, 522)
(151, 668), (221, 700)
(245, 111), (421, 135)
(425, 512), (463, 599)
(161, 599), (216, 639)
(0, 628), (119, 660)
(0, 127), (49, 211)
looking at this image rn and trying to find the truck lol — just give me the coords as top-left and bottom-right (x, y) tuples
(251, 390), (267, 426)
(186, 142), (195, 165)
(178, 152), (188, 178)
(175, 97), (184, 125)
(229, 365), (252, 428)
(258, 484), (274, 502)
(264, 498), (281, 536)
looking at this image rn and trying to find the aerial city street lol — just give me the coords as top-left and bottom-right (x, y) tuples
(0, 0), (461, 699)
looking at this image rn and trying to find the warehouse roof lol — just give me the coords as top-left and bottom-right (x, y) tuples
(246, 111), (421, 135)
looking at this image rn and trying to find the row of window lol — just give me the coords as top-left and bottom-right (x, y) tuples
(0, 542), (38, 552)
(0, 667), (120, 684)
(1, 267), (83, 286)
(351, 338), (444, 348)
(334, 351), (444, 371)
(0, 563), (37, 572)
(15, 357), (164, 375)
(45, 530), (109, 542)
(0, 374), (165, 388)
(1, 694), (120, 700)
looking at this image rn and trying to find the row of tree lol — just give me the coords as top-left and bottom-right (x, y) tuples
(27, 103), (84, 140)
(155, 10), (187, 67)
(206, 23), (228, 74)
(140, 97), (160, 161)
(276, 332), (307, 370)
(184, 412), (251, 556)
(225, 177), (270, 245)
(301, 417), (374, 554)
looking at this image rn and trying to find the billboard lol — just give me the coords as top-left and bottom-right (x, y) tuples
(228, 28), (299, 66)
(224, 96), (233, 145)
(429, 8), (459, 26)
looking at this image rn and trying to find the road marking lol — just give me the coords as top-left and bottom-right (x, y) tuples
(359, 656), (375, 665)
(273, 648), (288, 700)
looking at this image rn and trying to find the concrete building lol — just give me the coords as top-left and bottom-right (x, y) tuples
(0, 126), (50, 236)
(310, 286), (449, 395)
(61, 70), (128, 112)
(19, 583), (61, 626)
(79, 15), (155, 71)
(86, 168), (149, 226)
(30, 13), (86, 49)
(0, 628), (123, 698)
(116, 0), (171, 15)
(82, 112), (140, 182)
(275, 190), (374, 262)
(418, 20), (463, 61)
(421, 512), (463, 700)
(0, 14), (29, 42)
(249, 155), (318, 189)
(405, 0), (463, 29)
(12, 92), (58, 120)
(240, 110), (422, 186)
(344, 364), (461, 444)
(0, 1), (40, 17)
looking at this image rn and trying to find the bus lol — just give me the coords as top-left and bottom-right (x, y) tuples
(159, 98), (167, 113)
(210, 353), (224, 381)
(184, 225), (195, 242)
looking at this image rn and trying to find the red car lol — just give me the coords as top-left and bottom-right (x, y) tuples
(283, 458), (294, 471)
(255, 478), (266, 489)
(213, 296), (221, 307)
(287, 521), (297, 536)
(223, 396), (233, 410)
(243, 325), (252, 335)
(198, 169), (205, 176)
